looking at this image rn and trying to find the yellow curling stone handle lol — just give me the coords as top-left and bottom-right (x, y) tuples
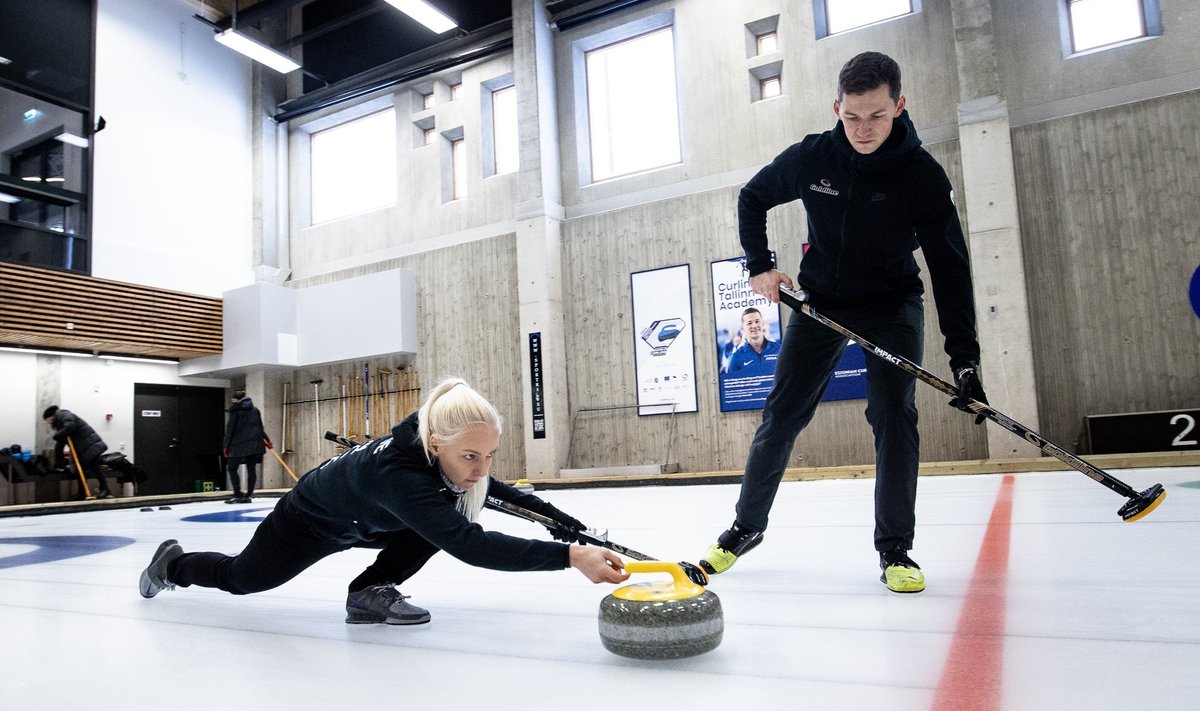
(612, 560), (706, 601)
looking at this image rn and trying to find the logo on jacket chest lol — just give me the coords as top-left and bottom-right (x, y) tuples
(808, 178), (840, 196)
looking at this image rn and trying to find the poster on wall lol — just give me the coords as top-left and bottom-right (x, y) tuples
(631, 263), (698, 416)
(711, 255), (868, 411)
(711, 255), (782, 412)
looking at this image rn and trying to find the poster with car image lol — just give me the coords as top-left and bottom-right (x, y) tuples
(631, 263), (698, 416)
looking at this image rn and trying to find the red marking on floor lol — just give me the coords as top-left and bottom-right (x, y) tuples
(931, 474), (1014, 711)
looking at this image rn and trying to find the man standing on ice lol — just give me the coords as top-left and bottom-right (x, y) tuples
(699, 51), (987, 593)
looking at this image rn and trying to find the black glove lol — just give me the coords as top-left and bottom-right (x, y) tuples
(950, 363), (988, 425)
(544, 507), (586, 543)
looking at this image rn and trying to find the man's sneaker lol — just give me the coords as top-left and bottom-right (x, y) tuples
(880, 549), (925, 593)
(140, 539), (183, 598)
(698, 522), (764, 575)
(224, 493), (243, 504)
(96, 490), (115, 500)
(345, 584), (431, 625)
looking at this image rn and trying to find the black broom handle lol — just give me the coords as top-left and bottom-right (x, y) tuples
(777, 285), (1139, 499)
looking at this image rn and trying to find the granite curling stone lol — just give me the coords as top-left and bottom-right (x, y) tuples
(598, 560), (723, 659)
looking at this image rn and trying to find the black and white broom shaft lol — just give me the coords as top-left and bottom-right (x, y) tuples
(484, 496), (655, 561)
(777, 285), (1139, 500)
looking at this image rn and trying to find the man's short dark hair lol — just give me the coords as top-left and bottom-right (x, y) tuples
(838, 51), (901, 101)
(42, 405), (59, 419)
(741, 307), (762, 321)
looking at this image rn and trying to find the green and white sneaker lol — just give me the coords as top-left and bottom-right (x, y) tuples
(880, 549), (925, 593)
(699, 522), (764, 575)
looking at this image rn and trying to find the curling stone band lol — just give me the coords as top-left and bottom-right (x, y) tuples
(598, 561), (723, 660)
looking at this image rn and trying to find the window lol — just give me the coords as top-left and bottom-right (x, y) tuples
(450, 137), (466, 200)
(760, 76), (782, 99)
(310, 108), (397, 224)
(412, 115), (435, 148)
(749, 61), (783, 103)
(745, 15), (780, 58)
(422, 92), (434, 110)
(0, 84), (92, 273)
(1065, 0), (1159, 53)
(490, 85), (518, 176)
(449, 82), (462, 101)
(817, 0), (916, 37)
(582, 24), (681, 182)
(756, 31), (778, 55)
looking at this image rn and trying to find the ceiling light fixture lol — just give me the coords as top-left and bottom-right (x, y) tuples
(214, 28), (300, 74)
(56, 132), (90, 148)
(99, 354), (180, 365)
(0, 192), (21, 204)
(0, 346), (92, 358)
(384, 0), (457, 34)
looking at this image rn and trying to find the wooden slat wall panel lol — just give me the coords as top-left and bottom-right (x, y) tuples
(283, 237), (524, 477)
(560, 167), (987, 474)
(1012, 90), (1200, 449)
(0, 262), (223, 358)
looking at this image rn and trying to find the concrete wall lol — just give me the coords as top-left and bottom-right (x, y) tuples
(92, 0), (255, 296)
(268, 0), (1199, 477)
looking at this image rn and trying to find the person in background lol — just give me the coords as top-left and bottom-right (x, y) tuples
(699, 52), (986, 593)
(43, 405), (114, 500)
(223, 388), (268, 504)
(140, 377), (629, 626)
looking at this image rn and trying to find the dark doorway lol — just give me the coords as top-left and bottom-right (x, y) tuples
(133, 384), (225, 495)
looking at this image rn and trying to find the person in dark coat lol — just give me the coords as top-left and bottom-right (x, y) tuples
(43, 405), (114, 500)
(223, 389), (268, 503)
(139, 377), (630, 626)
(698, 52), (987, 593)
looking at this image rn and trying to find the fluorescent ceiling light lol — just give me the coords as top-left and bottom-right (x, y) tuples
(56, 132), (90, 148)
(0, 192), (20, 204)
(0, 56), (12, 65)
(100, 354), (179, 365)
(0, 346), (92, 358)
(384, 0), (457, 33)
(214, 28), (300, 74)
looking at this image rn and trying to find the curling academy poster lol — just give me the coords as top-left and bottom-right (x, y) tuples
(711, 256), (867, 412)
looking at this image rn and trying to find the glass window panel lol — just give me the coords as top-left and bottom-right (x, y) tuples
(492, 85), (518, 175)
(586, 26), (681, 182)
(451, 138), (467, 199)
(310, 108), (397, 224)
(761, 76), (782, 99)
(825, 0), (913, 35)
(757, 31), (778, 54)
(1069, 0), (1145, 51)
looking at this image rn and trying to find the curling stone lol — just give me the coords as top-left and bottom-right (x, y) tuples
(598, 561), (723, 660)
(513, 479), (535, 494)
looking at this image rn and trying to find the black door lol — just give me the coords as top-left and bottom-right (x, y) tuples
(133, 384), (225, 495)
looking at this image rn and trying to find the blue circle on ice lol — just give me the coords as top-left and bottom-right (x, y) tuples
(1191, 265), (1200, 319)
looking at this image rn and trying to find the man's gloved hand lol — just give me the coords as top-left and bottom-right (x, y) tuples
(950, 363), (988, 425)
(222, 447), (229, 458)
(264, 439), (273, 450)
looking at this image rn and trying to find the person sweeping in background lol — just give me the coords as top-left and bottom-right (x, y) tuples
(140, 377), (629, 624)
(44, 405), (114, 500)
